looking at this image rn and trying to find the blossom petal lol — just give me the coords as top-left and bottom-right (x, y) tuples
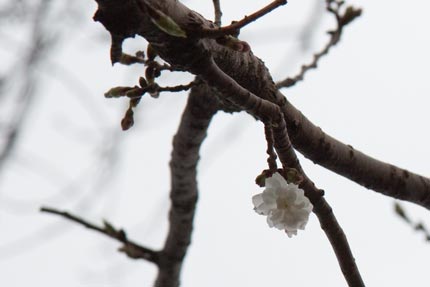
(265, 173), (283, 189)
(285, 229), (297, 238)
(261, 188), (277, 207)
(252, 194), (264, 207)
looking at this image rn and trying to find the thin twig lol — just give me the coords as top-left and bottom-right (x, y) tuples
(312, 193), (365, 287)
(270, 104), (365, 287)
(105, 81), (196, 100)
(394, 202), (430, 242)
(40, 206), (160, 264)
(212, 0), (222, 26)
(144, 81), (196, 100)
(195, 0), (287, 38)
(0, 0), (51, 175)
(276, 1), (361, 89)
(264, 124), (278, 171)
(157, 82), (196, 93)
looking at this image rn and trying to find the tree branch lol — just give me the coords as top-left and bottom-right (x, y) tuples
(0, 0), (52, 175)
(40, 207), (160, 263)
(276, 0), (362, 89)
(193, 0), (287, 38)
(279, 97), (430, 210)
(154, 82), (218, 287)
(278, 121), (365, 287)
(394, 202), (430, 241)
(211, 0), (222, 27)
(269, 120), (365, 287)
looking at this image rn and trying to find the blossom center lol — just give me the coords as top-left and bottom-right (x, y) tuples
(276, 197), (290, 210)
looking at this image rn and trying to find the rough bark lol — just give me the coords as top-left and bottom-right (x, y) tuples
(155, 83), (218, 287)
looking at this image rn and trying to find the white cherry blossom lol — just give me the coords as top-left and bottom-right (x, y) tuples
(252, 172), (313, 237)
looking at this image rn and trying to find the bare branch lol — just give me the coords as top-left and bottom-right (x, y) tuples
(279, 97), (430, 210)
(194, 0), (287, 38)
(212, 0), (222, 26)
(269, 118), (365, 287)
(394, 202), (430, 242)
(275, 140), (365, 287)
(105, 81), (196, 100)
(264, 124), (278, 171)
(276, 1), (362, 89)
(40, 206), (160, 264)
(154, 82), (218, 287)
(0, 0), (52, 174)
(154, 81), (196, 94)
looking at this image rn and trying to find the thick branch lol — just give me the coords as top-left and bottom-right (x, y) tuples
(155, 82), (218, 287)
(279, 98), (430, 209)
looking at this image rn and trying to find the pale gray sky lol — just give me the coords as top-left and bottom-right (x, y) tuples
(1, 0), (430, 286)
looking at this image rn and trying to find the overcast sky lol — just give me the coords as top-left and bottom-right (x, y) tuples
(1, 0), (430, 286)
